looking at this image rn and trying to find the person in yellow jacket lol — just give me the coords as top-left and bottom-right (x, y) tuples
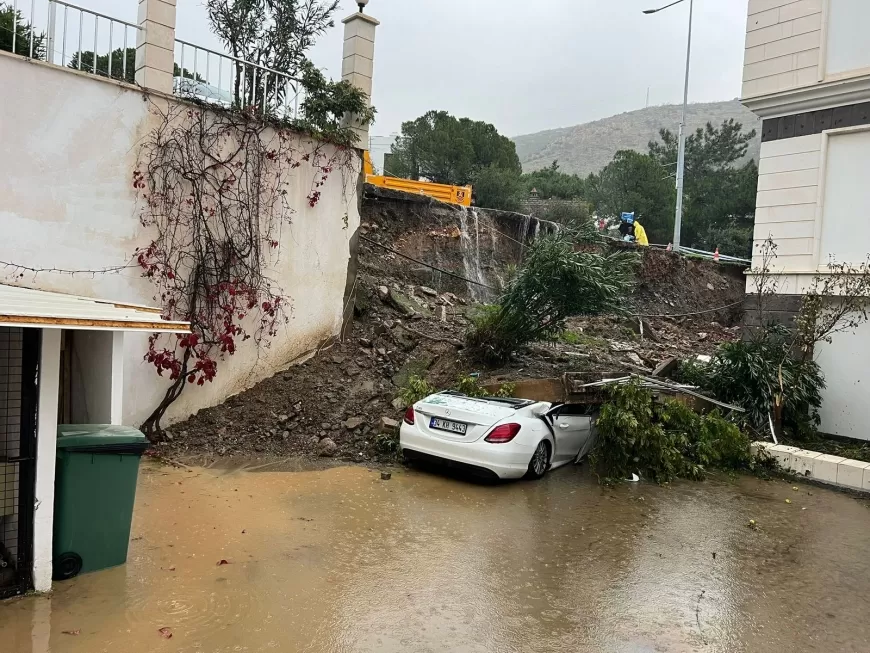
(633, 220), (649, 246)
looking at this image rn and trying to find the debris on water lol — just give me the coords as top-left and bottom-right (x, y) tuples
(62, 630), (81, 636)
(747, 519), (759, 531)
(217, 559), (230, 566)
(381, 472), (392, 481)
(627, 473), (640, 482)
(792, 486), (800, 491)
(785, 499), (792, 504)
(158, 627), (173, 639)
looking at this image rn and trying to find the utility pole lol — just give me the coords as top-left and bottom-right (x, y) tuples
(644, 0), (694, 252)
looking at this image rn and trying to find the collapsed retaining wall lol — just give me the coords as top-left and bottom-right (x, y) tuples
(360, 185), (558, 302)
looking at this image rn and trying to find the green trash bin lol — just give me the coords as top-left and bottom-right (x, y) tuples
(53, 425), (148, 581)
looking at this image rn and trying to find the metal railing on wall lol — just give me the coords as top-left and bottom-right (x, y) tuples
(174, 39), (306, 120)
(3, 0), (141, 83)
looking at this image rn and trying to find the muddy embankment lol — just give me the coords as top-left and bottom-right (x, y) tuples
(160, 185), (746, 464)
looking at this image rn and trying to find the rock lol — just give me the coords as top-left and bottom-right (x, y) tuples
(380, 416), (400, 433)
(383, 319), (395, 329)
(381, 472), (392, 481)
(698, 332), (709, 341)
(164, 431), (174, 441)
(391, 356), (434, 388)
(278, 414), (289, 423)
(283, 373), (293, 381)
(308, 436), (320, 447)
(344, 417), (365, 430)
(319, 430), (328, 438)
(387, 288), (430, 318)
(706, 283), (715, 291)
(378, 285), (390, 301)
(652, 357), (679, 378)
(282, 431), (290, 440)
(317, 438), (338, 457)
(420, 286), (438, 297)
(359, 337), (373, 347)
(331, 355), (346, 365)
(320, 422), (331, 430)
(373, 323), (388, 336)
(626, 352), (650, 369)
(293, 402), (303, 412)
(391, 397), (407, 411)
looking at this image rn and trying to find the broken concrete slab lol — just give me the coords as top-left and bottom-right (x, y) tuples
(391, 356), (434, 388)
(419, 286), (438, 297)
(380, 416), (399, 433)
(343, 417), (365, 431)
(652, 357), (679, 378)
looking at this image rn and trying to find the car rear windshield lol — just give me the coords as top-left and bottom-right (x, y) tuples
(439, 391), (536, 408)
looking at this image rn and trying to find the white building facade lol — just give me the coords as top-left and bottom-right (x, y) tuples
(742, 0), (870, 440)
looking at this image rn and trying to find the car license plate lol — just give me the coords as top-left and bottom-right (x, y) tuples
(430, 417), (468, 435)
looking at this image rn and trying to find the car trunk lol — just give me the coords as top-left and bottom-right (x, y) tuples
(414, 395), (518, 443)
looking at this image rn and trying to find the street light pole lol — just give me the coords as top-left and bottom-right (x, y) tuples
(645, 0), (694, 252)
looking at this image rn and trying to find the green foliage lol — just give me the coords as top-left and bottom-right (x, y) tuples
(206, 0), (339, 82)
(591, 380), (751, 484)
(542, 203), (601, 244)
(67, 48), (138, 83)
(520, 161), (587, 200)
(294, 62), (375, 145)
(454, 374), (490, 398)
(560, 330), (582, 345)
(466, 234), (636, 364)
(471, 166), (523, 211)
(399, 375), (437, 407)
(389, 110), (521, 186)
(648, 120), (758, 254)
(690, 328), (825, 437)
(374, 431), (400, 455)
(495, 382), (516, 398)
(587, 150), (675, 244)
(0, 3), (45, 59)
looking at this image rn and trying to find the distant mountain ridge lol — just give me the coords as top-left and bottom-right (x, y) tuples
(512, 100), (761, 176)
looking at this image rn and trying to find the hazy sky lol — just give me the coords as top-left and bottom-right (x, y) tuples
(75, 0), (749, 138)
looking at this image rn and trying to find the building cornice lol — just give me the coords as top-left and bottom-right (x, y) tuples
(742, 74), (870, 118)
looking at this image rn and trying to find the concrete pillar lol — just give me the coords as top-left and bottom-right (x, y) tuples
(32, 329), (61, 593)
(341, 11), (379, 147)
(135, 0), (176, 94)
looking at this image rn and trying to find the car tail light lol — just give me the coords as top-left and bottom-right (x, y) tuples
(403, 406), (415, 425)
(485, 423), (521, 443)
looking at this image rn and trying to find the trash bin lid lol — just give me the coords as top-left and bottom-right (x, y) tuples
(56, 425), (147, 450)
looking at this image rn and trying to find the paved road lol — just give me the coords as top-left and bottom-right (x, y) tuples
(1, 461), (869, 652)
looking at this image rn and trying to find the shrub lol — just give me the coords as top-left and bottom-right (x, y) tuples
(399, 376), (436, 406)
(591, 379), (751, 484)
(466, 234), (635, 363)
(680, 326), (825, 438)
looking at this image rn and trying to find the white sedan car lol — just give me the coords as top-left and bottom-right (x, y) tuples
(399, 391), (596, 480)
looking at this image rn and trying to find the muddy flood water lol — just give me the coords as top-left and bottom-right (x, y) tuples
(1, 461), (869, 653)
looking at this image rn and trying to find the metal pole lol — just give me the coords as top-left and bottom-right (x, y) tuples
(46, 0), (57, 64)
(672, 0), (693, 253)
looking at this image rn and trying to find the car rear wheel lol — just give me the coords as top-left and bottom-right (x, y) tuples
(525, 440), (551, 480)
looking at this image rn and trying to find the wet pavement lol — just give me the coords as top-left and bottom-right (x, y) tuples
(1, 461), (869, 652)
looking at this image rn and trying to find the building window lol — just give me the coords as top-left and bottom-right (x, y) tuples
(826, 0), (870, 76)
(819, 129), (870, 265)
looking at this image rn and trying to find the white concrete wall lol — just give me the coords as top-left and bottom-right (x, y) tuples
(815, 315), (870, 440)
(743, 0), (823, 99)
(825, 0), (870, 78)
(0, 53), (361, 428)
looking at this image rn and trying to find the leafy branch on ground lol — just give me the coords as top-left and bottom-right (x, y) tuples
(590, 379), (751, 485)
(466, 234), (636, 364)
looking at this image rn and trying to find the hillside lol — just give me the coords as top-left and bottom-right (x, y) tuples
(513, 100), (762, 176)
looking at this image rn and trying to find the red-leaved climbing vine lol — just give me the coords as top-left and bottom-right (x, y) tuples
(135, 101), (353, 439)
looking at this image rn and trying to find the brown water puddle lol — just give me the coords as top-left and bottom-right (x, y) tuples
(1, 461), (869, 652)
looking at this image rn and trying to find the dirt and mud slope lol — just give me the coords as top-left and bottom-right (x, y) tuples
(160, 185), (746, 464)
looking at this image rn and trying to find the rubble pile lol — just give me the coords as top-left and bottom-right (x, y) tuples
(161, 197), (747, 464)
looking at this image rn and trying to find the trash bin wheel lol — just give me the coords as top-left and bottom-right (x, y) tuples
(53, 552), (83, 581)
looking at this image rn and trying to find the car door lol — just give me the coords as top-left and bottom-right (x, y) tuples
(546, 404), (591, 463)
